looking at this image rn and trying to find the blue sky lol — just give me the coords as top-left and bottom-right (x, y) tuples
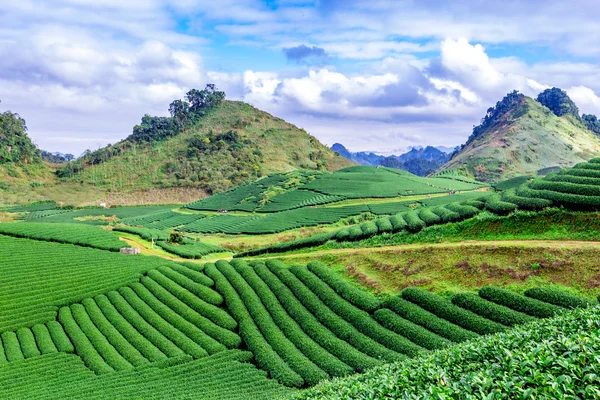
(1, 0), (600, 155)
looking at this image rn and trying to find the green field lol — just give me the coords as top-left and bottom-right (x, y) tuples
(2, 161), (600, 398)
(1, 234), (594, 398)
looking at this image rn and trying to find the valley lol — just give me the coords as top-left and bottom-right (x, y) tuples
(2, 86), (600, 399)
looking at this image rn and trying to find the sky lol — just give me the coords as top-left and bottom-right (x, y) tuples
(1, 1), (600, 155)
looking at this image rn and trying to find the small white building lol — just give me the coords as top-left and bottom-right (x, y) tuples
(120, 248), (141, 255)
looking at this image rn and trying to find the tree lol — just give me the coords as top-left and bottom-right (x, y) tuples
(65, 154), (75, 161)
(536, 87), (580, 118)
(583, 114), (600, 135)
(185, 84), (226, 113)
(168, 231), (184, 244)
(168, 99), (190, 128)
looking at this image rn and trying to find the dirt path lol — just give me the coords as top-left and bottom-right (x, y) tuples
(118, 235), (233, 263)
(254, 240), (600, 260)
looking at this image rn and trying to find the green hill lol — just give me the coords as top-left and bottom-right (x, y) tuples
(58, 90), (351, 195)
(439, 90), (600, 182)
(0, 108), (54, 196)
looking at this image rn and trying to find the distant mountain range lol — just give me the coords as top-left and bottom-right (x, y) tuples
(330, 143), (452, 176)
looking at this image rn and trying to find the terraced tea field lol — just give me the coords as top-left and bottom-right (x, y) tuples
(0, 230), (595, 398)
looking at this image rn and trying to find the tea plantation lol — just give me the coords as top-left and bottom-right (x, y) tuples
(2, 162), (600, 398)
(0, 230), (596, 398)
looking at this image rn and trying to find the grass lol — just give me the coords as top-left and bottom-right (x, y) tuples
(258, 241), (600, 297)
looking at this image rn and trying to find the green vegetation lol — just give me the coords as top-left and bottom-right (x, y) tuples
(292, 306), (600, 399)
(440, 90), (600, 181)
(0, 351), (291, 399)
(56, 93), (350, 194)
(0, 223), (126, 251)
(0, 235), (176, 332)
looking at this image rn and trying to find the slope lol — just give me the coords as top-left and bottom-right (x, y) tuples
(439, 91), (600, 182)
(0, 108), (54, 199)
(58, 99), (352, 193)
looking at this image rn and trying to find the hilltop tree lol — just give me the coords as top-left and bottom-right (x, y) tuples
(462, 90), (525, 149)
(536, 87), (579, 118)
(168, 99), (190, 128)
(0, 104), (41, 164)
(186, 84), (226, 113)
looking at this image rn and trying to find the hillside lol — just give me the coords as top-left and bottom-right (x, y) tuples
(439, 90), (600, 182)
(59, 94), (352, 195)
(0, 108), (54, 197)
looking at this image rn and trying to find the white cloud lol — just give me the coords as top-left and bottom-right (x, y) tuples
(567, 86), (600, 115)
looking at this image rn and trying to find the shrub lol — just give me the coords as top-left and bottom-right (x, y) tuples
(307, 261), (381, 312)
(402, 288), (505, 335)
(503, 186), (553, 210)
(93, 295), (166, 362)
(360, 221), (379, 237)
(70, 304), (133, 370)
(130, 283), (224, 355)
(485, 193), (517, 215)
(157, 267), (223, 305)
(80, 298), (149, 367)
(141, 277), (240, 347)
(292, 265), (422, 357)
(166, 264), (214, 287)
(375, 218), (393, 233)
(479, 286), (562, 318)
(463, 199), (485, 209)
(218, 260), (328, 385)
(451, 292), (535, 326)
(204, 263), (305, 387)
(523, 287), (595, 309)
(445, 202), (480, 219)
(1, 331), (24, 362)
(112, 226), (169, 241)
(529, 179), (600, 197)
(335, 228), (350, 241)
(146, 270), (235, 330)
(389, 213), (407, 232)
(168, 231), (185, 244)
(347, 226), (365, 241)
(31, 324), (57, 355)
(417, 208), (441, 225)
(58, 307), (113, 374)
(233, 260), (353, 378)
(430, 206), (461, 223)
(267, 261), (401, 363)
(46, 321), (74, 354)
(373, 309), (451, 350)
(382, 297), (478, 343)
(118, 287), (208, 358)
(293, 306), (600, 400)
(402, 211), (425, 233)
(106, 290), (184, 358)
(16, 328), (40, 358)
(257, 261), (380, 372)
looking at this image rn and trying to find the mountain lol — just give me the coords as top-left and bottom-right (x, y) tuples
(435, 146), (456, 154)
(397, 146), (449, 162)
(58, 87), (352, 194)
(330, 143), (385, 166)
(438, 89), (600, 182)
(331, 143), (450, 176)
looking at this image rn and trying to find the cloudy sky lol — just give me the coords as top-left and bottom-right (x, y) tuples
(1, 1), (600, 155)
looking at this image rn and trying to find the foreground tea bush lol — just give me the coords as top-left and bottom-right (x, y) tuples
(479, 286), (562, 318)
(292, 306), (600, 399)
(524, 287), (596, 309)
